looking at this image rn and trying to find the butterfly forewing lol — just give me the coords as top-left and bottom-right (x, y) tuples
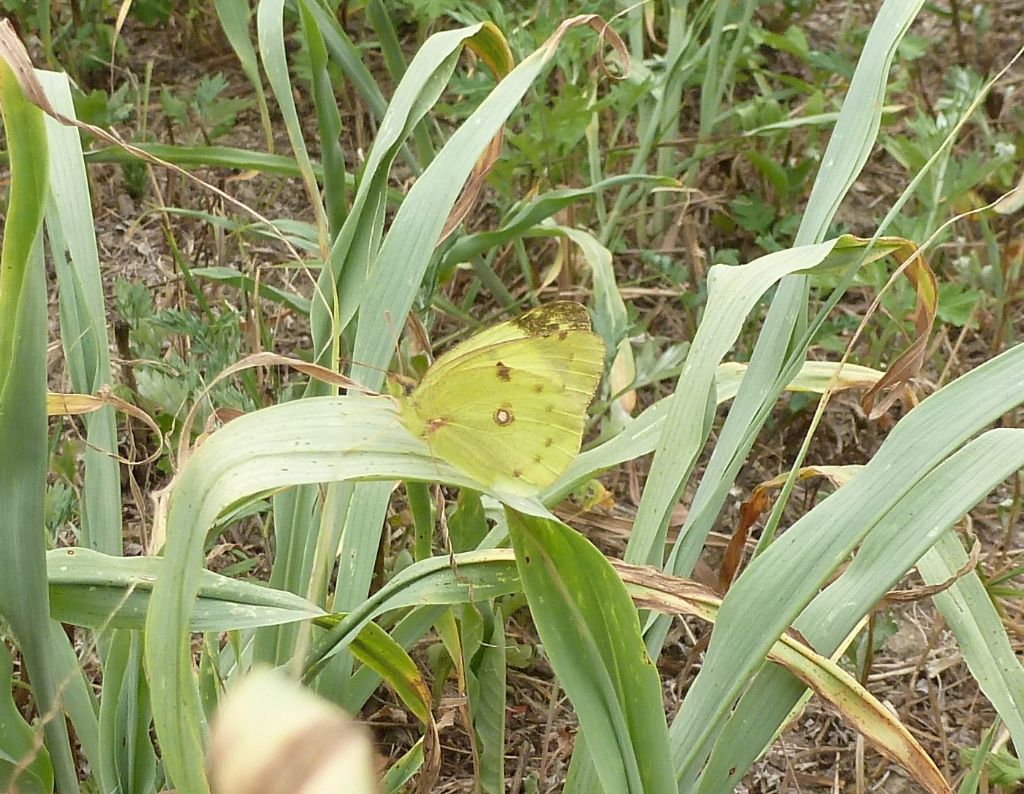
(418, 301), (596, 387)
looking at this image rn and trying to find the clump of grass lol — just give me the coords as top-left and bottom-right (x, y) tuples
(1, 3), (1023, 793)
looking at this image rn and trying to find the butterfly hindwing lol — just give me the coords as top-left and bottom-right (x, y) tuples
(396, 303), (604, 495)
(413, 362), (595, 494)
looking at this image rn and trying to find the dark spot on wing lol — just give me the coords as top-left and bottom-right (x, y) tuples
(544, 437), (553, 447)
(494, 406), (514, 426)
(425, 417), (448, 436)
(496, 361), (512, 381)
(512, 468), (523, 478)
(534, 455), (543, 464)
(533, 383), (544, 393)
(545, 404), (554, 413)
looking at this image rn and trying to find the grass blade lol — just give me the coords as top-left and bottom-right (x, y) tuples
(663, 0), (926, 597)
(0, 27), (77, 791)
(697, 426), (1024, 789)
(257, 0), (329, 250)
(297, 0), (347, 238)
(214, 0), (275, 152)
(97, 631), (156, 793)
(40, 68), (149, 794)
(919, 531), (1024, 766)
(670, 342), (1024, 784)
(465, 602), (507, 793)
(40, 71), (121, 555)
(350, 18), (624, 388)
(625, 237), (902, 567)
(0, 642), (52, 793)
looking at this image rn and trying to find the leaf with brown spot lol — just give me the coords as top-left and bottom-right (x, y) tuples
(860, 242), (937, 420)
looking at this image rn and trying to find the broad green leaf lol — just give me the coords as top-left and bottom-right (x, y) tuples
(303, 551), (523, 681)
(507, 511), (674, 794)
(345, 607), (447, 713)
(349, 19), (617, 390)
(646, 13), (929, 747)
(919, 531), (1024, 769)
(300, 0), (388, 120)
(40, 70), (147, 794)
(311, 25), (479, 365)
(346, 620), (432, 726)
(383, 740), (425, 793)
(554, 226), (628, 361)
(296, 0), (346, 238)
(48, 548), (325, 631)
(293, 24), (503, 702)
(614, 565), (948, 793)
(40, 73), (122, 552)
(465, 603), (507, 793)
(97, 631), (156, 794)
(145, 394), (543, 791)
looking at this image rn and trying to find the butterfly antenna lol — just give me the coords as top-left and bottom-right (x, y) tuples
(380, 309), (437, 393)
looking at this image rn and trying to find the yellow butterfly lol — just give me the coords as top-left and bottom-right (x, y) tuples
(395, 302), (605, 496)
